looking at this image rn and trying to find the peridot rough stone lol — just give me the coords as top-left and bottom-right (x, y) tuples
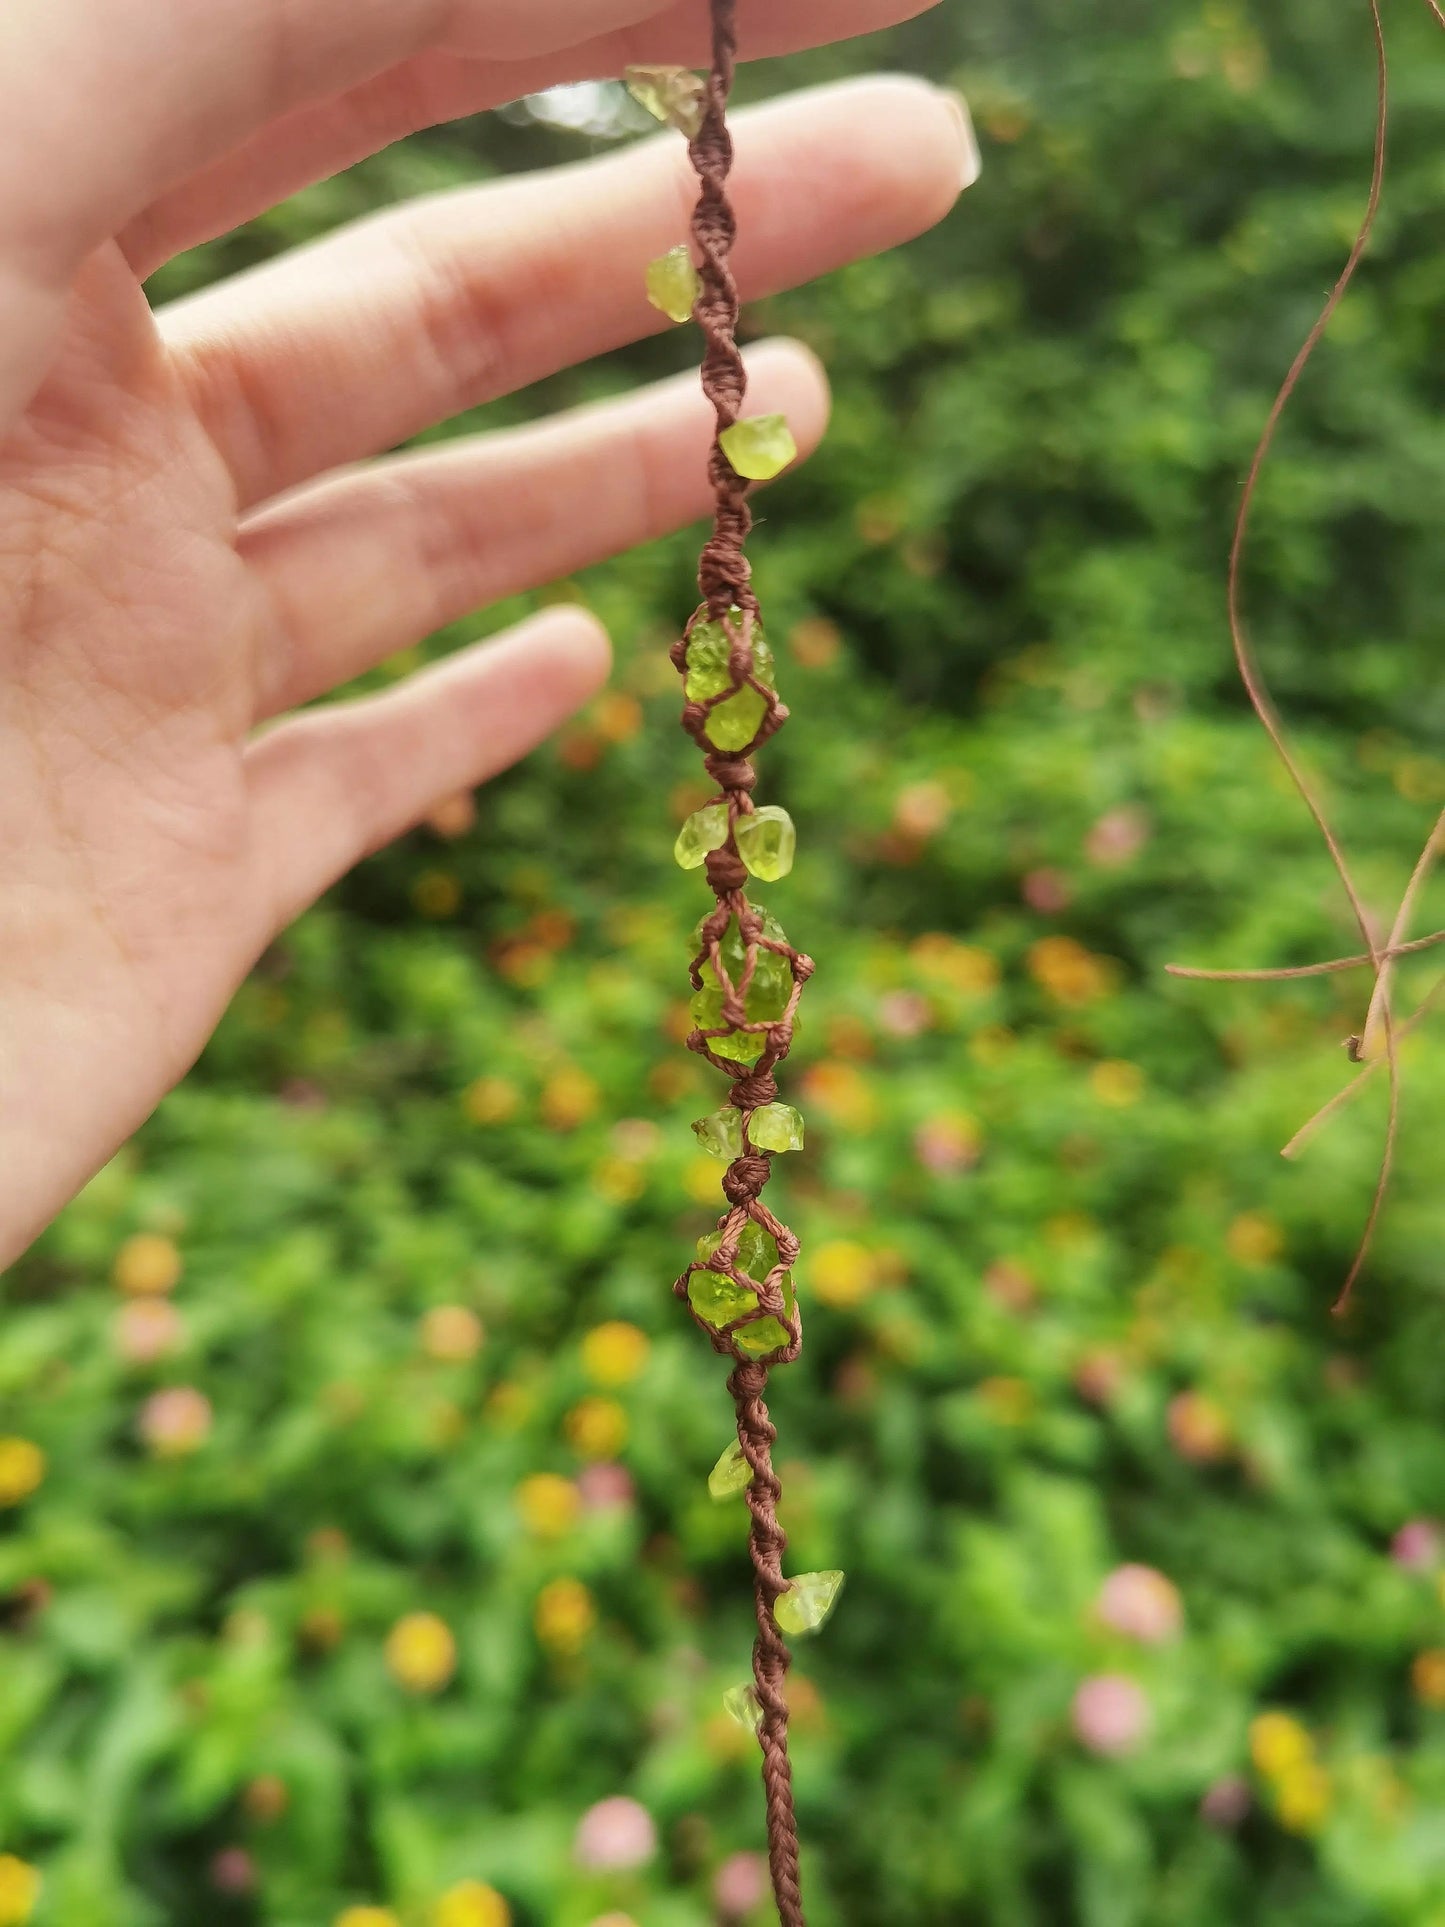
(736, 805), (797, 882)
(719, 414), (798, 482)
(774, 1570), (845, 1638)
(723, 1682), (763, 1732)
(623, 64), (708, 138)
(646, 244), (702, 325)
(673, 802), (729, 871)
(708, 1437), (752, 1501)
(689, 909), (793, 1063)
(685, 609), (776, 752)
(692, 1106), (743, 1162)
(688, 1222), (796, 1355)
(749, 1102), (805, 1154)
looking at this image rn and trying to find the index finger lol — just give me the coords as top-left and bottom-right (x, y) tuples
(0, 0), (938, 426)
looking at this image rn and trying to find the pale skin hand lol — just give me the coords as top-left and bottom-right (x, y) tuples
(0, 0), (976, 1265)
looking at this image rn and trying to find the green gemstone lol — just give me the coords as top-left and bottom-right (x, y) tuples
(774, 1570), (845, 1639)
(689, 910), (795, 1063)
(719, 414), (798, 483)
(708, 1438), (752, 1501)
(688, 1224), (796, 1356)
(749, 1103), (805, 1154)
(692, 1106), (743, 1161)
(685, 611), (777, 753)
(673, 803), (729, 871)
(623, 64), (708, 138)
(723, 1682), (763, 1732)
(736, 805), (797, 882)
(646, 244), (703, 325)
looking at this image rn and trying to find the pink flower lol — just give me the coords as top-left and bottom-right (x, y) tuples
(714, 1851), (768, 1919)
(1071, 1675), (1151, 1757)
(1022, 867), (1072, 914)
(1096, 1565), (1183, 1644)
(1073, 1349), (1125, 1406)
(1199, 1776), (1251, 1828)
(574, 1797), (657, 1871)
(114, 1298), (182, 1364)
(878, 990), (932, 1039)
(210, 1847), (255, 1894)
(1084, 807), (1150, 869)
(139, 1386), (212, 1457)
(577, 1462), (635, 1512)
(913, 1113), (981, 1177)
(1391, 1520), (1440, 1572)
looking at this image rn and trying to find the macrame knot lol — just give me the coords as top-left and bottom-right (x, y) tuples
(729, 1070), (778, 1110)
(705, 848), (748, 893)
(722, 1156), (771, 1204)
(681, 700), (710, 737)
(669, 636), (689, 672)
(706, 754), (756, 792)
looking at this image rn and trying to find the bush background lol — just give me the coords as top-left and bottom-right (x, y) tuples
(6, 2), (1445, 1922)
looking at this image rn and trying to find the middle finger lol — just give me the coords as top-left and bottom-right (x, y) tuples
(161, 76), (974, 511)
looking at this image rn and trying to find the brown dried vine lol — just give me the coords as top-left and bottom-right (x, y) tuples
(1167, 0), (1445, 1309)
(666, 1), (810, 1917)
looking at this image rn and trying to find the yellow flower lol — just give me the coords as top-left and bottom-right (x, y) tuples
(541, 1067), (601, 1132)
(412, 870), (461, 919)
(436, 1881), (511, 1927)
(1411, 1648), (1445, 1709)
(565, 1397), (629, 1461)
(535, 1578), (596, 1654)
(591, 1157), (647, 1205)
(1250, 1711), (1312, 1779)
(910, 935), (1000, 995)
(463, 1077), (519, 1126)
(811, 1241), (875, 1311)
(977, 1376), (1034, 1425)
(582, 1322), (651, 1388)
(1226, 1212), (1284, 1267)
(1275, 1761), (1332, 1835)
(384, 1613), (457, 1695)
(683, 1156), (723, 1205)
(335, 1910), (400, 1927)
(594, 692), (643, 744)
(420, 1306), (485, 1363)
(515, 1474), (582, 1540)
(0, 1441), (44, 1509)
(113, 1232), (183, 1295)
(1090, 1060), (1145, 1108)
(0, 1855), (40, 1925)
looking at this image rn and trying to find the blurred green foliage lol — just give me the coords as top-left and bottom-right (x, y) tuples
(7, 2), (1445, 1923)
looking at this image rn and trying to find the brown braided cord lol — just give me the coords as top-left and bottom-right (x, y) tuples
(664, 4), (809, 1920)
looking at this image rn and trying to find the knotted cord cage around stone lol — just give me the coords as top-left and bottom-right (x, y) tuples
(664, 4), (811, 1920)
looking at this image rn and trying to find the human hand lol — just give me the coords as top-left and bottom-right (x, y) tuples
(0, 0), (976, 1263)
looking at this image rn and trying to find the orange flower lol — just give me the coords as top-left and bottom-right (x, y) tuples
(420, 1306), (484, 1362)
(113, 1232), (183, 1296)
(1411, 1648), (1445, 1709)
(541, 1067), (600, 1132)
(1027, 937), (1117, 1006)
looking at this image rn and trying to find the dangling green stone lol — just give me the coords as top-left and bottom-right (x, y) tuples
(723, 1682), (763, 1732)
(646, 244), (702, 325)
(749, 1102), (805, 1154)
(719, 414), (798, 482)
(736, 805), (797, 882)
(688, 1224), (796, 1356)
(708, 1438), (752, 1501)
(774, 1570), (846, 1638)
(692, 1106), (743, 1161)
(685, 610), (777, 753)
(673, 803), (729, 871)
(623, 64), (708, 138)
(689, 910), (794, 1062)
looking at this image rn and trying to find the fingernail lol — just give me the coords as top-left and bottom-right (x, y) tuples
(940, 87), (981, 188)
